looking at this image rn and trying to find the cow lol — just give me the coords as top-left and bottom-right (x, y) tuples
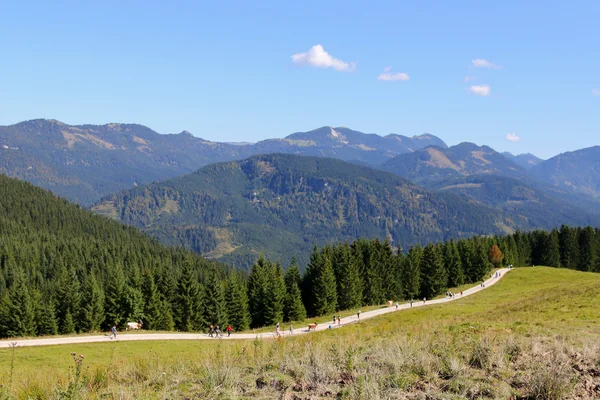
(387, 300), (393, 307)
(308, 323), (317, 332)
(126, 320), (143, 331)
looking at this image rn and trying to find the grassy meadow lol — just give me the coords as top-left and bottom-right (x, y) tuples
(2, 267), (600, 399)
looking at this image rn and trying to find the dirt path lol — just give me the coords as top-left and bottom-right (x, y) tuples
(0, 268), (510, 348)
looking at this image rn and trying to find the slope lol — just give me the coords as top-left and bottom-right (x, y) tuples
(94, 154), (517, 268)
(531, 146), (600, 199)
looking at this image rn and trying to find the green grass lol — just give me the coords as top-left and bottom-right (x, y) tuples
(3, 267), (600, 399)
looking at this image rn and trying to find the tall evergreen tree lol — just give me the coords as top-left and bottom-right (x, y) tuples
(284, 261), (307, 322)
(203, 273), (228, 327)
(174, 263), (205, 331)
(79, 274), (105, 332)
(104, 261), (127, 328)
(541, 229), (561, 267)
(248, 256), (285, 326)
(36, 297), (59, 336)
(419, 244), (447, 299)
(402, 245), (422, 300)
(334, 244), (363, 310)
(578, 227), (599, 272)
(457, 240), (475, 282)
(225, 275), (251, 331)
(471, 241), (492, 281)
(311, 251), (338, 315)
(559, 225), (580, 270)
(0, 272), (36, 337)
(443, 239), (464, 288)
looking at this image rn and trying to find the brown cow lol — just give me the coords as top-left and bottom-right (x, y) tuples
(308, 323), (317, 332)
(387, 300), (393, 307)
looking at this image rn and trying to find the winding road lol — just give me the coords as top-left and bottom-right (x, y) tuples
(0, 268), (509, 348)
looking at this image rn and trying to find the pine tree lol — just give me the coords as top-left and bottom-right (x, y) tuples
(312, 251), (338, 315)
(55, 266), (82, 333)
(472, 241), (492, 281)
(444, 239), (464, 288)
(248, 256), (285, 326)
(36, 297), (59, 336)
(559, 225), (580, 270)
(457, 240), (475, 282)
(141, 271), (163, 330)
(174, 263), (205, 331)
(419, 244), (447, 299)
(0, 272), (36, 337)
(103, 261), (127, 328)
(578, 227), (599, 272)
(402, 245), (422, 300)
(225, 275), (251, 331)
(334, 244), (363, 310)
(284, 261), (307, 321)
(79, 274), (105, 332)
(203, 272), (227, 327)
(302, 246), (322, 317)
(541, 229), (561, 267)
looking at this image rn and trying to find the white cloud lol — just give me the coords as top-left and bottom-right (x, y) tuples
(291, 44), (355, 72)
(469, 84), (491, 96)
(506, 133), (520, 142)
(464, 75), (476, 82)
(593, 88), (600, 96)
(378, 66), (410, 81)
(472, 59), (501, 69)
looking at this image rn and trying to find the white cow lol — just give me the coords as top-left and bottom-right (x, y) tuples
(126, 321), (143, 331)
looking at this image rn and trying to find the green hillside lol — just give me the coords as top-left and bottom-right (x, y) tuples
(93, 154), (511, 267)
(0, 174), (237, 338)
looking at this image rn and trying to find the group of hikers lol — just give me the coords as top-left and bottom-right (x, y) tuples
(208, 324), (233, 338)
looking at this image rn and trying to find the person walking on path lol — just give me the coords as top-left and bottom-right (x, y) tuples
(226, 325), (232, 337)
(333, 315), (336, 324)
(289, 324), (293, 335)
(357, 310), (361, 320)
(410, 299), (413, 308)
(110, 324), (117, 340)
(215, 326), (222, 338)
(209, 325), (214, 338)
(423, 297), (426, 304)
(337, 316), (341, 326)
(460, 291), (463, 296)
(395, 302), (399, 310)
(275, 323), (281, 337)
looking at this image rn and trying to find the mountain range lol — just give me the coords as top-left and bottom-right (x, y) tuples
(92, 153), (599, 268)
(0, 120), (445, 205)
(2, 118), (600, 267)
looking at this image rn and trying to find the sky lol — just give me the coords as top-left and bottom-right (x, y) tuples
(0, 1), (598, 159)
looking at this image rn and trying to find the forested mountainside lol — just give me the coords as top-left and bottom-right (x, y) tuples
(382, 142), (529, 186)
(531, 146), (600, 199)
(0, 119), (444, 205)
(94, 154), (539, 268)
(430, 175), (599, 229)
(0, 174), (240, 337)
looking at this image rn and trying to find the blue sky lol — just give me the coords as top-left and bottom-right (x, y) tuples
(0, 1), (598, 159)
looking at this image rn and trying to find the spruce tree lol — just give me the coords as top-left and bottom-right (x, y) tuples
(0, 272), (36, 337)
(141, 271), (163, 330)
(248, 256), (285, 326)
(578, 227), (599, 272)
(104, 261), (127, 328)
(559, 225), (580, 270)
(419, 244), (447, 299)
(402, 245), (422, 300)
(36, 297), (59, 336)
(541, 229), (561, 267)
(79, 275), (105, 332)
(174, 263), (205, 331)
(312, 251), (338, 315)
(457, 240), (475, 282)
(225, 275), (251, 331)
(334, 244), (362, 310)
(301, 246), (322, 317)
(203, 272), (228, 327)
(472, 241), (492, 281)
(284, 261), (307, 321)
(443, 239), (464, 288)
